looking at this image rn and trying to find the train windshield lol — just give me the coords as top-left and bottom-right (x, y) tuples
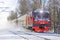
(34, 11), (50, 20)
(38, 13), (49, 19)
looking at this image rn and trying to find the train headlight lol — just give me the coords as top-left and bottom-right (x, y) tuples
(39, 10), (43, 13)
(47, 20), (50, 21)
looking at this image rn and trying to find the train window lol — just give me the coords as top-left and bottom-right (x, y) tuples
(34, 13), (50, 19)
(33, 9), (50, 19)
(43, 13), (49, 18)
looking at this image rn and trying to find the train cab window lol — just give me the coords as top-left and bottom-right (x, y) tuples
(33, 9), (50, 20)
(34, 12), (50, 19)
(43, 13), (49, 18)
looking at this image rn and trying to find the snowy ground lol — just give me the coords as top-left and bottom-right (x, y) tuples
(0, 26), (60, 40)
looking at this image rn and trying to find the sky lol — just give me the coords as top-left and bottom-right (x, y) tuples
(0, 0), (18, 12)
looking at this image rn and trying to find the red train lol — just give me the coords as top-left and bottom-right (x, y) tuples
(26, 9), (51, 32)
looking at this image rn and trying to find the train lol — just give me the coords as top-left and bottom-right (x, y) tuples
(26, 9), (51, 32)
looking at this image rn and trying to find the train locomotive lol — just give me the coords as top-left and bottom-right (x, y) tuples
(26, 9), (51, 32)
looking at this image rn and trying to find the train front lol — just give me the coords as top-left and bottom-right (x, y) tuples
(32, 9), (51, 32)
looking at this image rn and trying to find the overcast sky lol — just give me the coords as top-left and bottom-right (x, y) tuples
(0, 0), (18, 12)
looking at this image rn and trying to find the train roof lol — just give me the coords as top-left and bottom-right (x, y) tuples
(33, 9), (50, 14)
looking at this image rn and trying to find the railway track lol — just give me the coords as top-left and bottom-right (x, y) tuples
(9, 31), (28, 40)
(9, 31), (50, 40)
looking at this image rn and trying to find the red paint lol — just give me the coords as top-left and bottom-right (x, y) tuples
(32, 26), (45, 32)
(45, 27), (50, 32)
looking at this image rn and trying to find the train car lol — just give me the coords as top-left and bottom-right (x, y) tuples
(26, 9), (51, 32)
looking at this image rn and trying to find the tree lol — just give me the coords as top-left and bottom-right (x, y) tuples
(7, 11), (17, 21)
(20, 0), (43, 15)
(48, 0), (59, 33)
(20, 0), (28, 15)
(31, 0), (42, 10)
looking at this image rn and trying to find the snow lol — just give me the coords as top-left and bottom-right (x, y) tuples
(0, 0), (18, 12)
